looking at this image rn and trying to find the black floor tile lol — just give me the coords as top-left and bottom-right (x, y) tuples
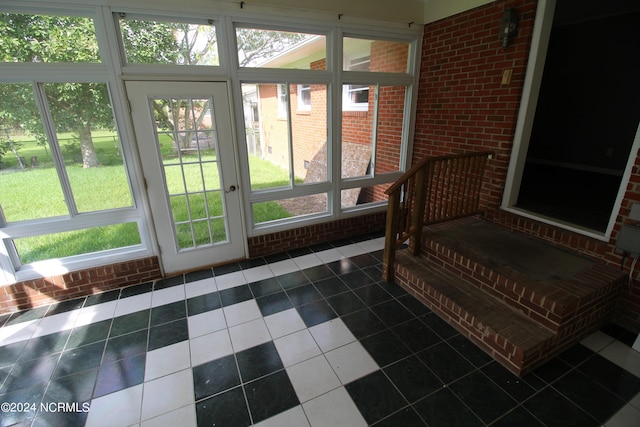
(0, 340), (27, 368)
(341, 308), (387, 339)
(219, 285), (253, 307)
(577, 353), (640, 401)
(490, 406), (545, 427)
(295, 300), (337, 327)
(326, 258), (359, 275)
(417, 342), (475, 385)
(449, 370), (518, 424)
(383, 355), (442, 403)
(360, 330), (412, 368)
(66, 319), (112, 349)
(154, 274), (184, 290)
(0, 383), (46, 426)
(92, 353), (146, 398)
(369, 299), (415, 328)
(236, 341), (283, 383)
(196, 386), (251, 427)
(447, 335), (494, 368)
(18, 330), (70, 363)
(5, 306), (49, 326)
(348, 253), (379, 268)
(44, 367), (99, 404)
(352, 283), (392, 306)
(150, 300), (186, 326)
(84, 289), (120, 307)
(120, 282), (153, 298)
(413, 387), (484, 427)
(421, 312), (459, 339)
(339, 270), (376, 289)
(557, 343), (595, 367)
(148, 318), (188, 351)
(102, 329), (148, 364)
(313, 276), (349, 298)
(372, 407), (427, 427)
(480, 362), (539, 402)
(277, 271), (310, 290)
(522, 386), (599, 427)
(326, 290), (367, 316)
(263, 252), (290, 263)
(391, 318), (441, 353)
(193, 354), (240, 400)
(531, 356), (572, 384)
(32, 405), (89, 427)
(45, 299), (85, 316)
(286, 284), (323, 306)
(244, 370), (299, 424)
(552, 369), (626, 423)
(213, 262), (241, 276)
(187, 292), (221, 316)
(184, 268), (213, 283)
(3, 353), (59, 392)
(239, 257), (267, 269)
(53, 340), (105, 379)
(397, 294), (432, 316)
(110, 310), (150, 337)
(248, 277), (282, 298)
(302, 265), (335, 282)
(256, 291), (293, 317)
(346, 370), (407, 425)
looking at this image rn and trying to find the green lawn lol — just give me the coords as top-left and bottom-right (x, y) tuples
(1, 132), (295, 263)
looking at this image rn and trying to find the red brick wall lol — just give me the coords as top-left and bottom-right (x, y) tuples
(0, 257), (161, 314)
(415, 0), (640, 332)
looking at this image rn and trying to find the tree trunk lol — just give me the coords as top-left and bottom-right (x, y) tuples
(79, 124), (100, 168)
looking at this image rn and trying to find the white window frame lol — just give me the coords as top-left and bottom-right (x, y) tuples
(297, 83), (311, 111)
(342, 54), (371, 112)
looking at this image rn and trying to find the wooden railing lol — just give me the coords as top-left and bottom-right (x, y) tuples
(382, 151), (493, 282)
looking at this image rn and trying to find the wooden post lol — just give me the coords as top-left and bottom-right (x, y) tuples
(409, 167), (428, 256)
(382, 191), (400, 282)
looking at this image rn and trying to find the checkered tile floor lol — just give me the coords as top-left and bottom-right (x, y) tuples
(1, 234), (639, 426)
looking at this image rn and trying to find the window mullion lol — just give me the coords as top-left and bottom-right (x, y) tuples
(370, 84), (380, 177)
(33, 83), (79, 216)
(285, 82), (295, 188)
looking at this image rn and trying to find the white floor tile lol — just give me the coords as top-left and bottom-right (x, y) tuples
(600, 340), (640, 377)
(287, 355), (341, 402)
(145, 341), (191, 381)
(325, 341), (379, 384)
(140, 403), (197, 427)
(114, 293), (152, 317)
(74, 300), (118, 327)
(214, 271), (247, 291)
(187, 308), (226, 338)
(223, 299), (262, 327)
(190, 329), (233, 366)
(254, 405), (310, 427)
(264, 308), (306, 339)
(268, 259), (300, 276)
(228, 318), (271, 352)
(86, 384), (143, 427)
(274, 329), (322, 367)
(604, 401), (640, 427)
(356, 237), (384, 253)
(581, 330), (616, 353)
(0, 320), (39, 346)
(315, 248), (345, 264)
(293, 253), (323, 270)
(309, 318), (356, 353)
(151, 285), (185, 307)
(184, 277), (217, 298)
(32, 309), (80, 337)
(302, 387), (367, 427)
(336, 243), (367, 258)
(242, 265), (274, 283)
(141, 368), (194, 421)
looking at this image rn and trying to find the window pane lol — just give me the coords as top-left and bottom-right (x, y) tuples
(0, 13), (99, 63)
(292, 85), (328, 184)
(0, 84), (68, 222)
(375, 86), (406, 174)
(13, 223), (141, 264)
(242, 83), (292, 191)
(253, 193), (328, 224)
(43, 83), (134, 212)
(341, 184), (390, 208)
(342, 87), (374, 179)
(236, 28), (326, 69)
(343, 37), (410, 72)
(119, 18), (220, 66)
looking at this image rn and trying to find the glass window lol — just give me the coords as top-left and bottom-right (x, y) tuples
(253, 193), (328, 224)
(277, 84), (288, 118)
(236, 28), (326, 69)
(0, 13), (100, 63)
(343, 37), (410, 72)
(298, 84), (311, 110)
(341, 184), (390, 209)
(119, 17), (220, 66)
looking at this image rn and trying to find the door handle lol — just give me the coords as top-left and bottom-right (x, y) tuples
(226, 185), (237, 193)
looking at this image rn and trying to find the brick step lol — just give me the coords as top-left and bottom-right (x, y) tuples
(419, 218), (626, 332)
(394, 250), (555, 375)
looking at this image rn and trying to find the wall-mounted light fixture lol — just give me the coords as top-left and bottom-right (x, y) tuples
(499, 8), (518, 49)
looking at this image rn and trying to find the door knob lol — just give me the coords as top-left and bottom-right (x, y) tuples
(226, 185), (237, 193)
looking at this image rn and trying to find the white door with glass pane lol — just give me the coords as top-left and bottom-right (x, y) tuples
(126, 81), (245, 274)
